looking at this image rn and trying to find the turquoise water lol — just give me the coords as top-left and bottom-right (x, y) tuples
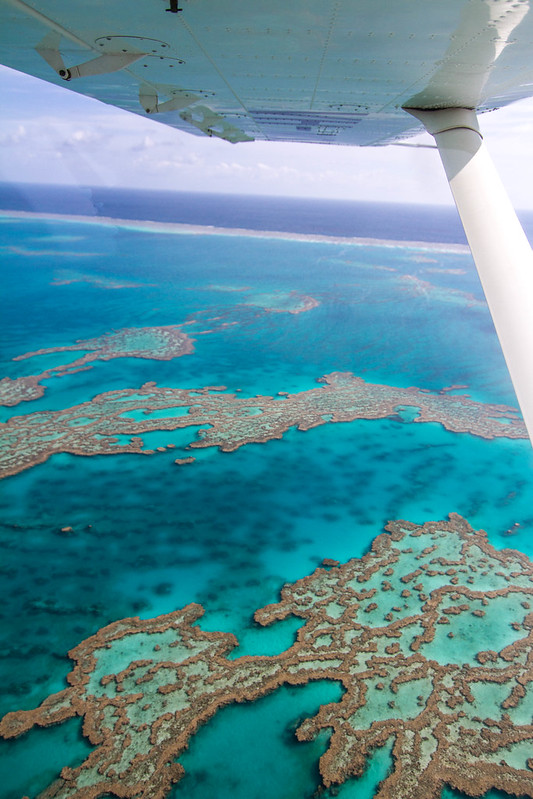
(176, 681), (344, 799)
(1, 211), (532, 798)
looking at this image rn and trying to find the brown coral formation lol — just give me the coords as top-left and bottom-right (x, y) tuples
(0, 371), (526, 479)
(12, 324), (195, 366)
(1, 514), (532, 799)
(0, 325), (195, 407)
(0, 374), (46, 406)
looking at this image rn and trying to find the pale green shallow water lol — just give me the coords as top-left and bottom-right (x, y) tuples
(1, 211), (532, 798)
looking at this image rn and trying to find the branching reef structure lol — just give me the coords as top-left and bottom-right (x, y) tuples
(0, 325), (196, 407)
(1, 515), (532, 799)
(0, 372), (527, 480)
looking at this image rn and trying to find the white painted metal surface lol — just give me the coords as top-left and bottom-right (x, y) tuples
(2, 0), (533, 144)
(408, 108), (533, 441)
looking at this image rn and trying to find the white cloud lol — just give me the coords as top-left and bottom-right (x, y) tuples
(1, 64), (533, 208)
(0, 124), (27, 144)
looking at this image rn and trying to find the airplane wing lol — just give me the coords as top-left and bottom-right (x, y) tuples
(1, 0), (533, 146)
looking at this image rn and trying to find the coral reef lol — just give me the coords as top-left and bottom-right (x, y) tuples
(0, 372), (526, 479)
(203, 285), (320, 313)
(243, 290), (319, 313)
(51, 269), (155, 289)
(0, 325), (195, 407)
(13, 324), (195, 367)
(0, 374), (46, 407)
(1, 515), (532, 799)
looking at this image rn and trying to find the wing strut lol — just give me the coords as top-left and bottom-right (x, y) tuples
(406, 107), (533, 445)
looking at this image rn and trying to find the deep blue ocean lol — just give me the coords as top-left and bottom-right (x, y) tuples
(0, 183), (474, 242)
(1, 184), (532, 799)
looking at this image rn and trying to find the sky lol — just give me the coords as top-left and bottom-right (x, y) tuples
(2, 63), (533, 208)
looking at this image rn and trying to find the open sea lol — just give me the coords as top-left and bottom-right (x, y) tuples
(1, 184), (532, 799)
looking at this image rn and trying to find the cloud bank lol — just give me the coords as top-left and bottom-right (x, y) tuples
(1, 65), (533, 208)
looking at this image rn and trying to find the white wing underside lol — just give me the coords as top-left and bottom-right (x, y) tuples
(2, 0), (533, 145)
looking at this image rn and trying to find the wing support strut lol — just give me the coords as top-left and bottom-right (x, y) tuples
(406, 107), (533, 444)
